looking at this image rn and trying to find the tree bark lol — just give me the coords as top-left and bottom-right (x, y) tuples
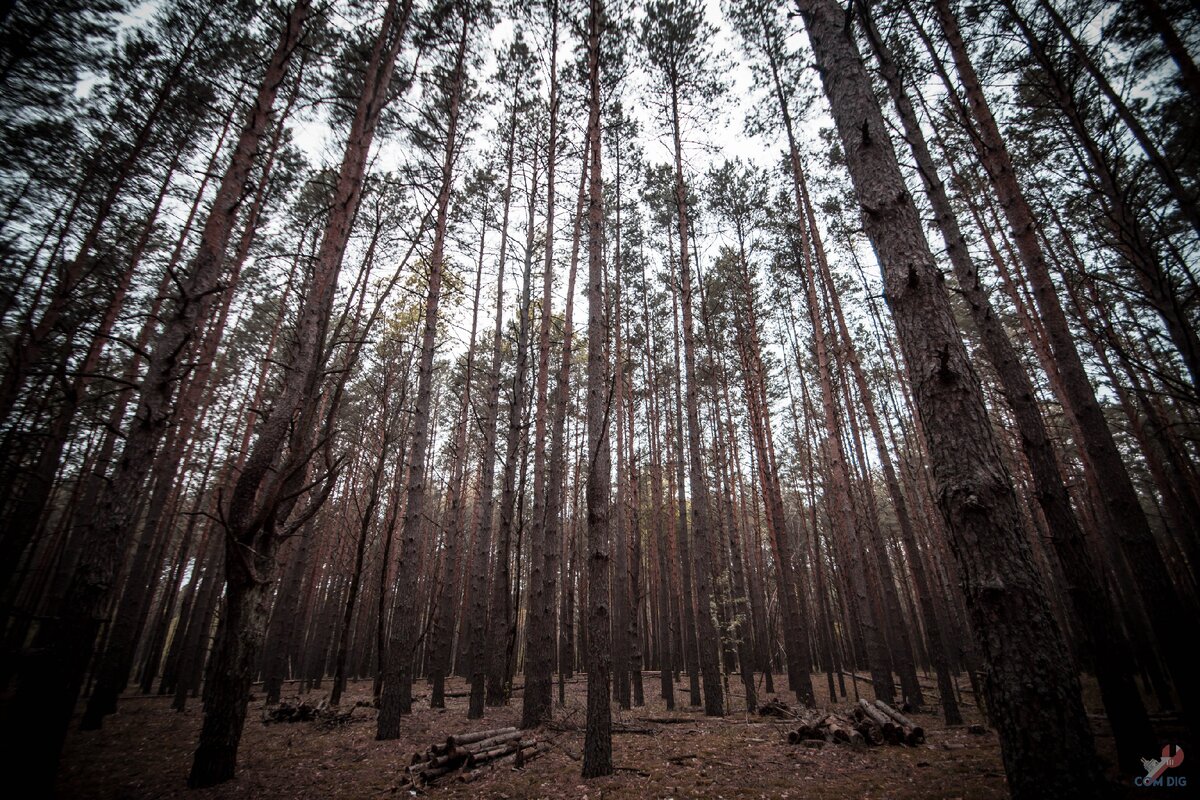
(520, 0), (561, 729)
(863, 0), (1152, 756)
(668, 80), (724, 719)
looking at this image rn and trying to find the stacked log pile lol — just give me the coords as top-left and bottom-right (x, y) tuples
(859, 699), (925, 745)
(786, 700), (924, 747)
(402, 727), (549, 787)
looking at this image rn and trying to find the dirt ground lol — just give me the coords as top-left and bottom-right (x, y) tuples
(55, 672), (1159, 799)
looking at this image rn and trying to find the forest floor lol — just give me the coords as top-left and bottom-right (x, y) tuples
(56, 672), (1165, 799)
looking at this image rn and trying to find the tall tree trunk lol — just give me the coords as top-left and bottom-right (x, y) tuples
(642, 254), (676, 710)
(926, 0), (1199, 724)
(668, 81), (724, 719)
(187, 1), (412, 785)
(792, 2), (1102, 797)
(1, 5), (311, 787)
(521, 0), (561, 729)
(377, 11), (468, 739)
(789, 191), (893, 705)
(430, 199), (486, 709)
(488, 147), (539, 707)
(263, 520), (316, 704)
(333, 401), (394, 706)
(467, 69), (521, 721)
(523, 6), (564, 719)
(624, 307), (644, 708)
(552, 151), (587, 708)
(611, 148), (631, 710)
(582, 0), (613, 776)
(669, 259), (701, 708)
(860, 0), (1151, 757)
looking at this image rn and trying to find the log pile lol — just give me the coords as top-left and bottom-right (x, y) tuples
(786, 700), (924, 747)
(786, 711), (865, 745)
(262, 699), (320, 724)
(851, 699), (925, 745)
(262, 698), (361, 727)
(402, 727), (549, 787)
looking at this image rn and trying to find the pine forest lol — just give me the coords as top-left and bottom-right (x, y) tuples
(0, 0), (1197, 797)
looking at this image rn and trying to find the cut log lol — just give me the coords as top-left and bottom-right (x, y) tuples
(788, 710), (873, 746)
(874, 699), (920, 729)
(788, 710), (828, 742)
(457, 730), (524, 754)
(465, 738), (535, 767)
(499, 740), (550, 768)
(852, 714), (884, 746)
(858, 699), (901, 744)
(466, 744), (516, 767)
(446, 727), (518, 747)
(407, 750), (466, 774)
(262, 699), (320, 724)
(822, 713), (865, 745)
(418, 764), (454, 783)
(874, 699), (925, 744)
(404, 731), (543, 786)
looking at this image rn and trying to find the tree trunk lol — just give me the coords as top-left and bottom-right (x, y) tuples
(669, 265), (701, 708)
(3, 6), (310, 787)
(468, 71), (521, 722)
(927, 0), (1199, 724)
(188, 0), (412, 784)
(582, 0), (613, 776)
(860, 1), (1152, 758)
(488, 145), (539, 708)
(377, 11), (468, 739)
(668, 81), (724, 719)
(792, 2), (1102, 797)
(522, 14), (564, 720)
(552, 151), (588, 708)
